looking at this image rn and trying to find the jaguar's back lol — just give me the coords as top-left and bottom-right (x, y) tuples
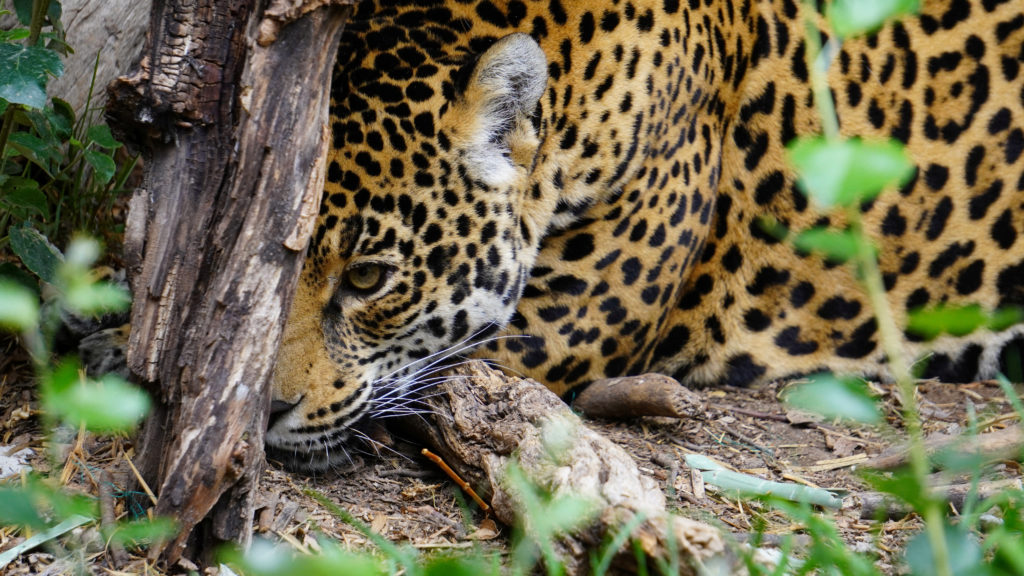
(263, 0), (1024, 470)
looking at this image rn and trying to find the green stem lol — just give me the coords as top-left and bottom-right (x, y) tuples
(849, 209), (951, 576)
(801, 0), (951, 572)
(0, 107), (14, 173)
(28, 0), (49, 45)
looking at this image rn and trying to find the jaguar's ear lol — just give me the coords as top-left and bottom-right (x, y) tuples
(455, 33), (547, 186)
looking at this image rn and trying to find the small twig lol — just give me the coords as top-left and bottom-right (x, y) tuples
(124, 453), (157, 506)
(866, 424), (1024, 470)
(711, 405), (789, 422)
(421, 448), (490, 513)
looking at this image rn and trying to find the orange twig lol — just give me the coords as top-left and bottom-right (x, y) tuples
(422, 448), (490, 513)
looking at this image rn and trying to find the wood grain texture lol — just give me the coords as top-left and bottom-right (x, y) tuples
(399, 361), (728, 575)
(107, 0), (353, 564)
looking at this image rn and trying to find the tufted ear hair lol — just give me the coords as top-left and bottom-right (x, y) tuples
(457, 33), (547, 186)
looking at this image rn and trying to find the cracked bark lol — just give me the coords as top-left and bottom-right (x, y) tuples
(106, 0), (354, 565)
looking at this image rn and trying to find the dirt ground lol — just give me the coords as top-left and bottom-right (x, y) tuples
(1, 332), (1021, 574)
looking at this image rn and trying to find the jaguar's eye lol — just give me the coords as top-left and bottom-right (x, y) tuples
(344, 263), (388, 294)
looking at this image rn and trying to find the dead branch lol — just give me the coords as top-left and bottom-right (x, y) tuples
(398, 361), (729, 575)
(866, 424), (1024, 470)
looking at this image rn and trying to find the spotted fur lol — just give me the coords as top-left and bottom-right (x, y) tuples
(262, 0), (1024, 471)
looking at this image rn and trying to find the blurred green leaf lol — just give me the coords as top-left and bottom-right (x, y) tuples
(86, 124), (120, 150)
(861, 469), (935, 514)
(782, 373), (881, 423)
(905, 523), (981, 576)
(0, 280), (39, 331)
(0, 43), (63, 109)
(788, 137), (915, 208)
(224, 538), (385, 576)
(9, 224), (63, 284)
(62, 236), (100, 270)
(828, 0), (920, 39)
(422, 554), (499, 576)
(793, 227), (867, 262)
(44, 372), (149, 433)
(906, 305), (1022, 340)
(0, 262), (38, 294)
(0, 28), (30, 43)
(44, 357), (79, 394)
(64, 279), (130, 316)
(82, 149), (115, 185)
(0, 486), (47, 529)
(990, 307), (1024, 332)
(105, 517), (178, 547)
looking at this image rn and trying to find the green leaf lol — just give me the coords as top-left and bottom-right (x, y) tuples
(12, 0), (33, 25)
(105, 517), (178, 547)
(782, 373), (881, 423)
(8, 224), (63, 283)
(86, 124), (120, 149)
(828, 0), (921, 39)
(62, 236), (100, 270)
(223, 538), (385, 576)
(64, 280), (130, 317)
(83, 149), (115, 185)
(905, 304), (1023, 340)
(860, 469), (936, 513)
(990, 307), (1024, 332)
(792, 227), (866, 263)
(0, 486), (47, 529)
(0, 28), (30, 43)
(423, 554), (498, 576)
(11, 0), (61, 27)
(1, 177), (50, 219)
(7, 130), (61, 175)
(0, 280), (39, 331)
(788, 137), (915, 208)
(0, 43), (63, 109)
(46, 0), (61, 25)
(905, 523), (981, 576)
(50, 97), (74, 130)
(45, 357), (79, 394)
(44, 372), (150, 433)
(0, 262), (39, 294)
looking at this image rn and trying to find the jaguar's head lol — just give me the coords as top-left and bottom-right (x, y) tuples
(266, 33), (548, 471)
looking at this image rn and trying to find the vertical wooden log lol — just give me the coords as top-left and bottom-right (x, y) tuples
(106, 0), (353, 565)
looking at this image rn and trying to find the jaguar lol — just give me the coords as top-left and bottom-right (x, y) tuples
(184, 0), (1024, 471)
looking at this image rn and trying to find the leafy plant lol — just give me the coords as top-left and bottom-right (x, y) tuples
(0, 236), (163, 572)
(0, 0), (135, 270)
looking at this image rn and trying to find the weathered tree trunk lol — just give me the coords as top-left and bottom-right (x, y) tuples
(106, 0), (353, 565)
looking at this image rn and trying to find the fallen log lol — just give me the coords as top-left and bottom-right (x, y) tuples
(398, 361), (729, 575)
(865, 424), (1024, 470)
(859, 478), (1023, 520)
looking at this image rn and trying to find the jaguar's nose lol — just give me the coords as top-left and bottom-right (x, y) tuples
(267, 398), (300, 430)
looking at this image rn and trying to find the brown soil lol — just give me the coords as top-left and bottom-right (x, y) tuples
(1, 332), (1021, 574)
